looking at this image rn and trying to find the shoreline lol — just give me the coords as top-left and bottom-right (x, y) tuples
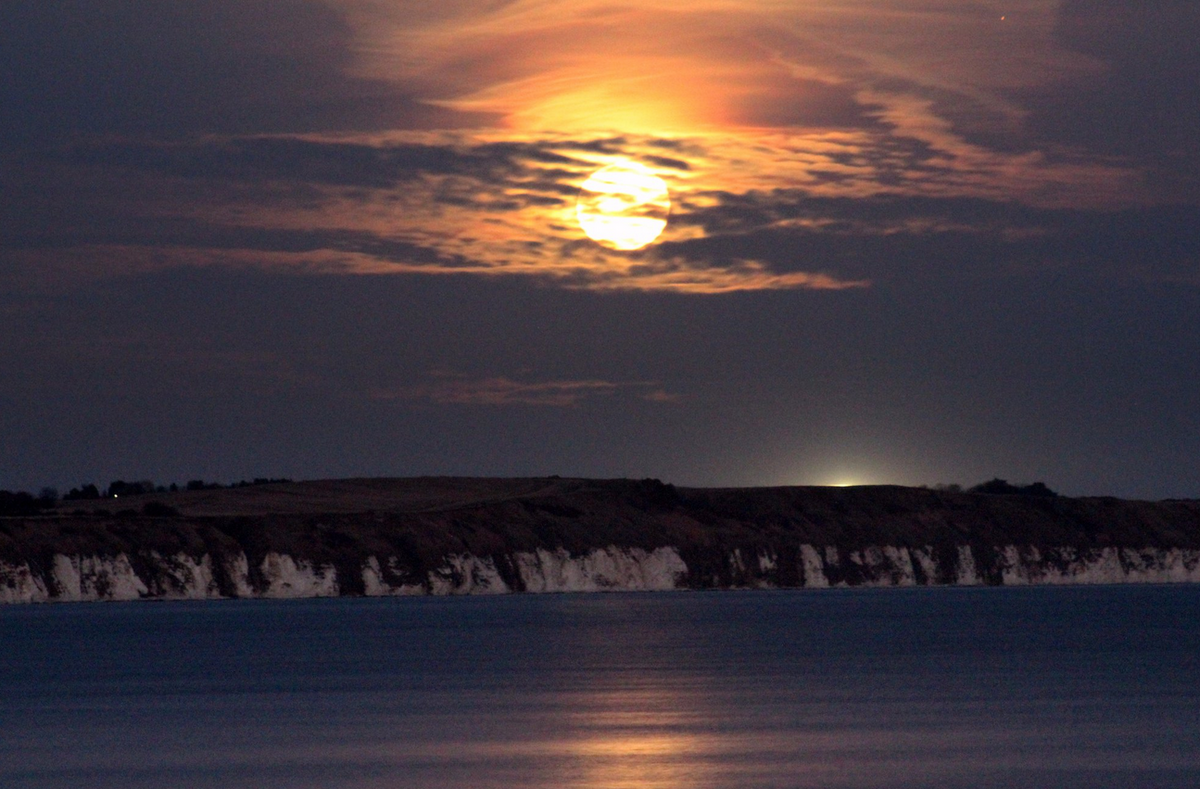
(5, 477), (1200, 604)
(4, 542), (1200, 605)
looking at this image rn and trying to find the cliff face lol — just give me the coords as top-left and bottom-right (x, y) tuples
(3, 544), (1199, 604)
(3, 478), (1200, 603)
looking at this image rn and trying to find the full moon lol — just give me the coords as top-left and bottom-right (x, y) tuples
(576, 161), (670, 250)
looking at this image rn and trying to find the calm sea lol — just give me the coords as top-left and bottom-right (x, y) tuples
(1, 586), (1198, 788)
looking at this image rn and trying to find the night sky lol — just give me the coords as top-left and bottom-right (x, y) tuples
(3, 1), (1199, 498)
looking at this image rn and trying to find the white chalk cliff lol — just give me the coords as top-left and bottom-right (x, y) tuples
(2, 544), (1199, 603)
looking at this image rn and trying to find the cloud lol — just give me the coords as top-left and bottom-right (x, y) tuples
(0, 0), (492, 145)
(360, 1), (886, 135)
(5, 132), (885, 293)
(57, 136), (582, 188)
(559, 258), (870, 295)
(346, 0), (1191, 208)
(5, 1), (1183, 202)
(1020, 1), (1200, 202)
(343, 0), (1099, 144)
(6, 113), (1183, 297)
(371, 373), (676, 407)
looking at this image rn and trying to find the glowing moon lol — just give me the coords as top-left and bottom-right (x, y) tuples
(576, 162), (670, 250)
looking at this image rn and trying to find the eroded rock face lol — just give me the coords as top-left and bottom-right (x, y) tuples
(258, 553), (339, 599)
(3, 544), (1200, 602)
(514, 547), (687, 593)
(50, 554), (148, 602)
(0, 552), (251, 603)
(0, 561), (47, 603)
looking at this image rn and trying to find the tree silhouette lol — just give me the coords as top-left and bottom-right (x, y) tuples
(969, 478), (1058, 497)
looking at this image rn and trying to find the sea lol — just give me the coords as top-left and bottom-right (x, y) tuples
(1, 585), (1198, 789)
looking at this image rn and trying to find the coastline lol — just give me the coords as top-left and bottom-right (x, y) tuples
(4, 477), (1200, 604)
(4, 543), (1200, 604)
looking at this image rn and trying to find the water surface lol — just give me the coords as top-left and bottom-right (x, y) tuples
(2, 586), (1198, 788)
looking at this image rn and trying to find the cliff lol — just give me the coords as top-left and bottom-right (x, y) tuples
(2, 477), (1200, 603)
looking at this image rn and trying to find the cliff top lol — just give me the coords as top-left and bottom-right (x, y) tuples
(8, 476), (1199, 551)
(52, 476), (1192, 518)
(56, 476), (581, 517)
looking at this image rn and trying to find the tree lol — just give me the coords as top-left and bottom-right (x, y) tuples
(107, 480), (155, 497)
(968, 478), (1058, 497)
(63, 483), (101, 501)
(969, 478), (1020, 495)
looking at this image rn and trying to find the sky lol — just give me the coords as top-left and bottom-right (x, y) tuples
(2, 0), (1199, 498)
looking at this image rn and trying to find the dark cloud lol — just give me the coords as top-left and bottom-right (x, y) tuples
(640, 155), (691, 171)
(370, 373), (671, 407)
(668, 191), (1200, 285)
(1, 217), (470, 272)
(0, 0), (493, 146)
(55, 136), (592, 187)
(1021, 1), (1200, 202)
(671, 191), (1039, 243)
(0, 135), (592, 267)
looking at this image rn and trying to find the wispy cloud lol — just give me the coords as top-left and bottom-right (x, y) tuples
(8, 133), (888, 293)
(371, 372), (677, 407)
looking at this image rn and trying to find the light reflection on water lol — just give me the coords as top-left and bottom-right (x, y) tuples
(2, 587), (1199, 788)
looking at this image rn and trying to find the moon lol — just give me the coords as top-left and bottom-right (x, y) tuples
(576, 162), (670, 251)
